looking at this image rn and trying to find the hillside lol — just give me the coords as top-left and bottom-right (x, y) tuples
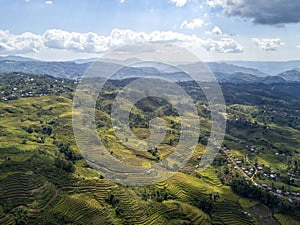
(0, 72), (299, 224)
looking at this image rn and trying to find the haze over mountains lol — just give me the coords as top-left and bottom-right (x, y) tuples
(0, 56), (300, 83)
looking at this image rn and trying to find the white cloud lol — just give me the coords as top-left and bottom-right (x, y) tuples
(0, 30), (43, 54)
(206, 26), (223, 35)
(252, 38), (283, 51)
(119, 0), (125, 3)
(45, 1), (53, 5)
(212, 26), (222, 35)
(43, 29), (110, 52)
(202, 38), (243, 53)
(0, 29), (243, 54)
(169, 0), (188, 7)
(206, 0), (226, 8)
(180, 18), (204, 29)
(205, 26), (224, 36)
(296, 45), (300, 49)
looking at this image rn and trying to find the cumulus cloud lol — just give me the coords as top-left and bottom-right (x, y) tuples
(0, 29), (243, 54)
(43, 29), (111, 52)
(180, 18), (204, 29)
(206, 0), (300, 25)
(252, 38), (283, 51)
(206, 0), (226, 8)
(207, 26), (223, 34)
(202, 38), (243, 53)
(297, 45), (300, 49)
(169, 0), (188, 7)
(211, 26), (223, 35)
(45, 0), (52, 5)
(0, 30), (43, 54)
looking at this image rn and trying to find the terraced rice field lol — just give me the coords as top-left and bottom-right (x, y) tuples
(50, 194), (114, 224)
(212, 200), (254, 225)
(157, 172), (212, 201)
(274, 214), (299, 225)
(163, 200), (210, 225)
(0, 172), (41, 209)
(197, 166), (223, 187)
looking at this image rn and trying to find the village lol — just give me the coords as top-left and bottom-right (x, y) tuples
(0, 73), (76, 102)
(220, 146), (300, 204)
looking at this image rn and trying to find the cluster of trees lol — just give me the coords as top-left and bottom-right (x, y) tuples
(139, 186), (174, 202)
(30, 125), (52, 136)
(230, 177), (300, 217)
(55, 142), (82, 162)
(193, 195), (213, 214)
(147, 147), (160, 161)
(54, 157), (75, 173)
(105, 193), (123, 216)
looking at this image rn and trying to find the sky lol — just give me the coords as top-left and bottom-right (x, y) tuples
(0, 0), (300, 61)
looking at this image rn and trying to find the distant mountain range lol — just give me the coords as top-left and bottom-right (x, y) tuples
(0, 56), (299, 84)
(222, 60), (300, 75)
(0, 60), (89, 78)
(0, 55), (39, 62)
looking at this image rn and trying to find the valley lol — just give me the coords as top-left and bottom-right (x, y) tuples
(0, 67), (299, 224)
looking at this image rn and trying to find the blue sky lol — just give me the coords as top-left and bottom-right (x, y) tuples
(0, 0), (300, 61)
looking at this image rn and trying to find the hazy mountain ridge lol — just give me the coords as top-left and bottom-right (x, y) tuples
(0, 56), (299, 83)
(277, 69), (300, 82)
(223, 60), (300, 75)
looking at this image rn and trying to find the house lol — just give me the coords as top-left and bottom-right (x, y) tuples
(243, 211), (249, 216)
(236, 160), (242, 165)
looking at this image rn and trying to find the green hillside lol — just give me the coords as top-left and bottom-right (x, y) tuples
(0, 72), (299, 224)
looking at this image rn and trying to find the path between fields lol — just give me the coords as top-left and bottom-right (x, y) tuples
(220, 147), (300, 201)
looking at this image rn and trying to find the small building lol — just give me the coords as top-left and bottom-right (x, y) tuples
(243, 211), (249, 215)
(236, 160), (242, 165)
